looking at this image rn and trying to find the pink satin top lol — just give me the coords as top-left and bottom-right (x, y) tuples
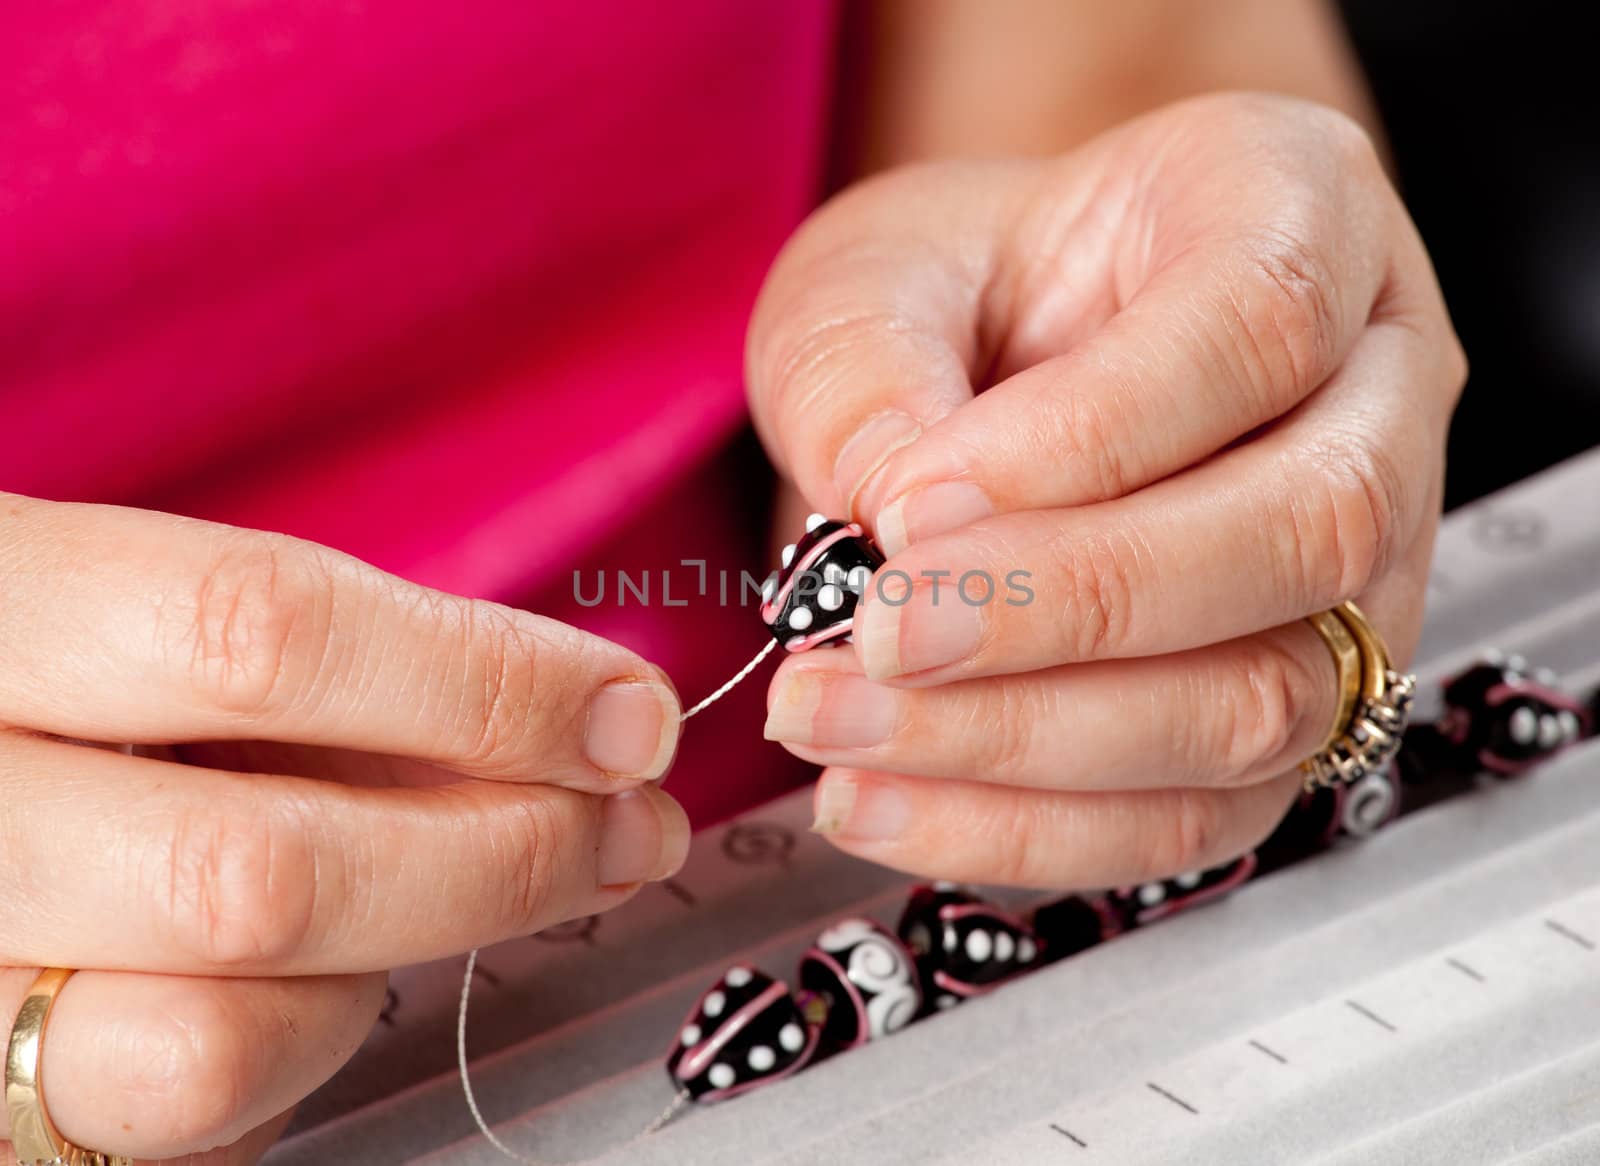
(1, 1), (835, 823)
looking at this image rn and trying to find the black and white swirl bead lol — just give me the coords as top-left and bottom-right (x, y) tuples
(798, 917), (921, 1050)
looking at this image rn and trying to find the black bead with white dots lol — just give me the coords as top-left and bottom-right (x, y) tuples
(761, 514), (883, 652)
(896, 883), (1042, 1013)
(1436, 654), (1590, 777)
(1105, 853), (1258, 930)
(666, 965), (819, 1102)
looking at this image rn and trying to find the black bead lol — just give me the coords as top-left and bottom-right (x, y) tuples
(1257, 788), (1340, 870)
(1392, 722), (1462, 786)
(1104, 853), (1257, 930)
(1028, 894), (1115, 961)
(1259, 764), (1401, 870)
(895, 884), (1042, 1012)
(762, 514), (884, 652)
(666, 965), (818, 1102)
(797, 917), (922, 1051)
(1438, 656), (1590, 777)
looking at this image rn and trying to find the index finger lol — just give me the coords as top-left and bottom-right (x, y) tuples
(869, 97), (1397, 553)
(0, 495), (680, 790)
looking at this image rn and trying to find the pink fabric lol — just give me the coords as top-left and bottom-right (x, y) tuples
(1, 1), (834, 823)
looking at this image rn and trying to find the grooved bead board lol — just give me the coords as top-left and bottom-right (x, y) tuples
(269, 448), (1600, 1166)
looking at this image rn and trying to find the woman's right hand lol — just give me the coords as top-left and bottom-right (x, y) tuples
(0, 493), (689, 1165)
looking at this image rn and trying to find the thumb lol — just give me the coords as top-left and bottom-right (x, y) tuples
(744, 163), (1030, 524)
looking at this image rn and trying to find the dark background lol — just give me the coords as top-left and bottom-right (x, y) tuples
(1339, 1), (1600, 508)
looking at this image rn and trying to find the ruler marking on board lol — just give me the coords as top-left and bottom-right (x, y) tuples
(1445, 957), (1487, 982)
(1048, 1124), (1087, 1148)
(1544, 919), (1596, 950)
(1247, 1038), (1289, 1064)
(1344, 999), (1398, 1033)
(1146, 1082), (1199, 1115)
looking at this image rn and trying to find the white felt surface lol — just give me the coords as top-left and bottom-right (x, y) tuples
(268, 447), (1600, 1166)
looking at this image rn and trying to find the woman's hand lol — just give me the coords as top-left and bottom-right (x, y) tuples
(748, 94), (1465, 888)
(0, 496), (688, 1163)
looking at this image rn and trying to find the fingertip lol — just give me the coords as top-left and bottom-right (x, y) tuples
(764, 667), (821, 745)
(854, 608), (902, 683)
(837, 410), (923, 524)
(583, 672), (682, 783)
(648, 785), (693, 880)
(646, 662), (685, 720)
(875, 481), (993, 557)
(810, 769), (858, 835)
(597, 786), (690, 888)
(810, 769), (911, 844)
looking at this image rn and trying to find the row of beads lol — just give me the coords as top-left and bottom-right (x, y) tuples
(666, 650), (1594, 1107)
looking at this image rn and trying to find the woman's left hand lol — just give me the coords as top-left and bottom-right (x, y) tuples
(745, 94), (1465, 889)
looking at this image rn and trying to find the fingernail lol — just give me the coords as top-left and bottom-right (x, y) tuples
(598, 788), (690, 886)
(857, 584), (983, 681)
(584, 679), (679, 780)
(876, 482), (992, 557)
(811, 774), (911, 841)
(765, 671), (898, 748)
(835, 410), (922, 519)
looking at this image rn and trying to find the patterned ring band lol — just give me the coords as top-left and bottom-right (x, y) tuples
(5, 969), (132, 1166)
(1299, 602), (1417, 791)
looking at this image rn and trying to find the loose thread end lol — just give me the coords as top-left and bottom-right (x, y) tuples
(456, 640), (779, 1162)
(458, 949), (694, 1164)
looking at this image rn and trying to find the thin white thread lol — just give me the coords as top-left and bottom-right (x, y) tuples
(680, 639), (778, 720)
(457, 640), (774, 1160)
(636, 1090), (692, 1138)
(458, 948), (541, 1165)
(457, 948), (690, 1164)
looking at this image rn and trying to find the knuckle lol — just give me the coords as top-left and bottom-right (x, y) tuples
(1213, 640), (1315, 783)
(1179, 99), (1375, 413)
(1058, 529), (1140, 661)
(974, 679), (1044, 785)
(451, 606), (561, 775)
(1038, 376), (1137, 502)
(1143, 790), (1226, 880)
(160, 796), (318, 969)
(978, 799), (1049, 888)
(760, 302), (906, 428)
(1233, 225), (1342, 400)
(483, 793), (573, 936)
(1295, 431), (1409, 603)
(121, 989), (255, 1151)
(169, 534), (335, 721)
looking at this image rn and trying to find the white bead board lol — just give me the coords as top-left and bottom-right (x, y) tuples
(269, 446), (1600, 1166)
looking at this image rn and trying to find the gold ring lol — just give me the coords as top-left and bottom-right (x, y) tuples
(1334, 601), (1396, 707)
(1299, 601), (1416, 790)
(5, 969), (131, 1166)
(1305, 608), (1362, 755)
